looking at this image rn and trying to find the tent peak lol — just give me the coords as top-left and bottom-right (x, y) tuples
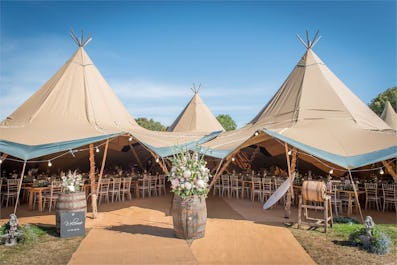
(70, 30), (92, 47)
(191, 83), (201, 94)
(296, 30), (321, 50)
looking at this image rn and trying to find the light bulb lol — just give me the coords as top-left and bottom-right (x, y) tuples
(48, 161), (52, 167)
(155, 157), (160, 163)
(231, 157), (235, 162)
(254, 131), (259, 136)
(380, 168), (384, 175)
(96, 147), (100, 153)
(0, 158), (2, 164)
(288, 150), (292, 155)
(128, 136), (133, 142)
(329, 169), (334, 174)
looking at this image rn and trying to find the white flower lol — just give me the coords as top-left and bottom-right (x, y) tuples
(68, 185), (75, 192)
(183, 170), (192, 178)
(185, 182), (192, 190)
(196, 179), (205, 188)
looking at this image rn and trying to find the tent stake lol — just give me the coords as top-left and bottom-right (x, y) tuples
(13, 161), (27, 215)
(348, 169), (364, 224)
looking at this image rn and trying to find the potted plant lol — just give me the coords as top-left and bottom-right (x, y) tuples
(56, 170), (86, 237)
(168, 149), (211, 239)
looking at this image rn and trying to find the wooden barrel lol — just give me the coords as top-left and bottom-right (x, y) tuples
(301, 181), (326, 202)
(172, 195), (207, 239)
(56, 192), (87, 234)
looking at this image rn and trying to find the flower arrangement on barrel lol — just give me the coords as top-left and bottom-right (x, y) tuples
(61, 170), (83, 193)
(168, 148), (212, 240)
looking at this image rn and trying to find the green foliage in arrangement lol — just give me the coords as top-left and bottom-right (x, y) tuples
(168, 148), (212, 199)
(216, 114), (237, 131)
(349, 227), (392, 255)
(135, 117), (167, 131)
(368, 87), (397, 116)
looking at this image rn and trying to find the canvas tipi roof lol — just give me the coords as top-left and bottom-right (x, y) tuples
(168, 90), (224, 133)
(380, 101), (397, 130)
(0, 35), (218, 160)
(201, 38), (396, 169)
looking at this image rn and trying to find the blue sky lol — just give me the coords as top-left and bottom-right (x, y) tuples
(1, 1), (396, 128)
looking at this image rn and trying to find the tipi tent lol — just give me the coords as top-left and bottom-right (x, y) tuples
(200, 36), (396, 171)
(380, 101), (397, 131)
(0, 34), (219, 162)
(168, 89), (224, 133)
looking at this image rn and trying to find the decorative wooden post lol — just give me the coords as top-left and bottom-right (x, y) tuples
(96, 140), (110, 195)
(284, 144), (297, 218)
(89, 144), (98, 218)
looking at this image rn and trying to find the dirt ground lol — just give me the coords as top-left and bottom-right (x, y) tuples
(1, 194), (396, 265)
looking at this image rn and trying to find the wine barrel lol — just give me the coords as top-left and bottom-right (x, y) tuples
(301, 181), (326, 202)
(172, 195), (207, 239)
(56, 192), (87, 234)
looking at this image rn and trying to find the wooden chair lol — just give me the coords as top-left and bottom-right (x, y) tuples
(149, 175), (158, 197)
(251, 177), (263, 202)
(329, 184), (343, 216)
(121, 177), (132, 201)
(364, 183), (380, 211)
(109, 178), (122, 202)
(213, 177), (222, 196)
(138, 177), (150, 198)
(230, 175), (242, 199)
(221, 175), (230, 198)
(42, 180), (63, 212)
(382, 184), (397, 212)
(157, 175), (166, 196)
(98, 178), (111, 205)
(2, 179), (20, 207)
(262, 178), (273, 202)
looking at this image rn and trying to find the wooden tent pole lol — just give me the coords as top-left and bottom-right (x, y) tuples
(0, 154), (8, 178)
(284, 143), (296, 218)
(209, 158), (232, 189)
(13, 161), (27, 215)
(89, 144), (98, 219)
(146, 148), (169, 175)
(348, 169), (364, 224)
(382, 160), (397, 183)
(96, 139), (109, 195)
(129, 144), (144, 171)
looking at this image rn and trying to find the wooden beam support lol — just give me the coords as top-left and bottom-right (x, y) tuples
(348, 169), (364, 224)
(13, 161), (27, 215)
(209, 158), (232, 189)
(89, 144), (98, 218)
(284, 144), (297, 218)
(146, 148), (169, 175)
(129, 144), (144, 171)
(97, 140), (110, 195)
(382, 160), (397, 183)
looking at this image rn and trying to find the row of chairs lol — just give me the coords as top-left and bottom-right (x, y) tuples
(1, 178), (20, 207)
(213, 175), (281, 203)
(136, 175), (167, 199)
(97, 177), (133, 205)
(328, 183), (397, 216)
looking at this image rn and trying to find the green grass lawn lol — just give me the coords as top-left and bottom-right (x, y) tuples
(0, 224), (84, 265)
(289, 219), (397, 265)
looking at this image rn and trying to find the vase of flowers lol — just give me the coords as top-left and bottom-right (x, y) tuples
(56, 171), (86, 237)
(169, 149), (211, 239)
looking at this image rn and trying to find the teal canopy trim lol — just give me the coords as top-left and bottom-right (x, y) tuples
(145, 130), (223, 158)
(0, 133), (122, 161)
(263, 129), (397, 169)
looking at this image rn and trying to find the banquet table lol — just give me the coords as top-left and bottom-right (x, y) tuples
(338, 190), (365, 217)
(24, 186), (50, 212)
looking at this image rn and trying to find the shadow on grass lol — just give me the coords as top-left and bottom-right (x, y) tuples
(107, 224), (176, 238)
(332, 239), (356, 248)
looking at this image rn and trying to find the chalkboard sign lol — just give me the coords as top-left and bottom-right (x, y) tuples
(59, 211), (85, 238)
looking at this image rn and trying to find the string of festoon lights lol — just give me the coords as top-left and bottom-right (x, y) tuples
(0, 133), (394, 176)
(226, 135), (394, 176)
(0, 134), (165, 169)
